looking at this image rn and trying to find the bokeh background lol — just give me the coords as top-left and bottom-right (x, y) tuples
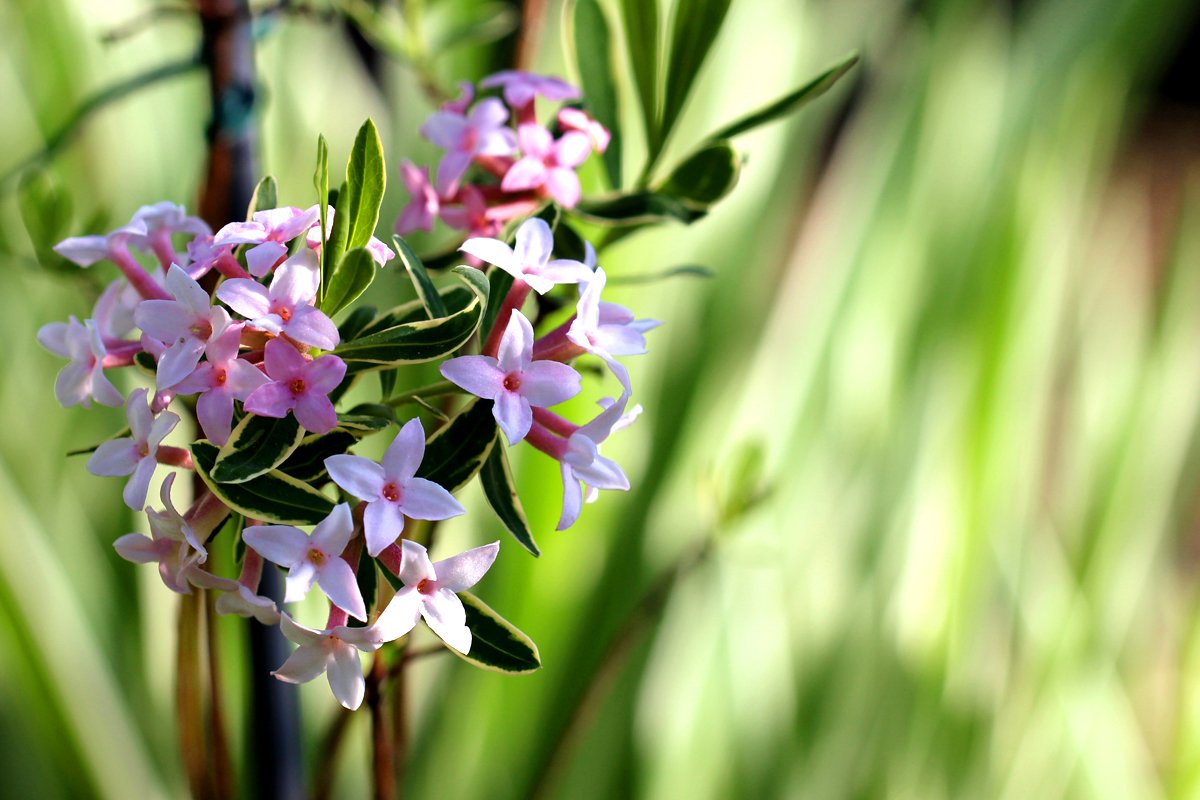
(4, 0), (1200, 797)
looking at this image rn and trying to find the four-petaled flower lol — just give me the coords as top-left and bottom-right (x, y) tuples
(459, 217), (591, 295)
(87, 388), (180, 510)
(325, 418), (466, 557)
(421, 98), (517, 195)
(217, 251), (340, 351)
(568, 267), (661, 389)
(441, 310), (581, 444)
(272, 613), (388, 710)
(374, 539), (500, 654)
(558, 396), (638, 530)
(112, 473), (206, 593)
(37, 316), (123, 408)
(243, 339), (346, 434)
(135, 264), (232, 390)
(501, 124), (592, 208)
(172, 323), (270, 445)
(242, 503), (367, 620)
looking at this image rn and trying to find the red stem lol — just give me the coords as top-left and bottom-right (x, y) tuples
(524, 420), (569, 459)
(157, 445), (194, 469)
(482, 279), (532, 357)
(111, 243), (172, 301)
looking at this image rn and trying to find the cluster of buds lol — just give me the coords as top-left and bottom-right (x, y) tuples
(37, 113), (658, 707)
(396, 70), (610, 239)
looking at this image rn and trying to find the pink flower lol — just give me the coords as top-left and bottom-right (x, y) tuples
(439, 185), (503, 239)
(113, 473), (207, 593)
(421, 98), (517, 195)
(395, 160), (440, 235)
(556, 396), (638, 530)
(214, 206), (321, 278)
(242, 503), (366, 620)
(373, 539), (500, 654)
(480, 70), (580, 109)
(86, 388), (180, 510)
(243, 339), (346, 434)
(558, 107), (611, 154)
(52, 219), (146, 268)
(172, 323), (270, 445)
(272, 613), (388, 710)
(459, 217), (591, 295)
(304, 207), (395, 267)
(135, 264), (232, 390)
(501, 124), (591, 208)
(440, 310), (581, 444)
(37, 316), (123, 408)
(442, 81), (475, 114)
(216, 252), (340, 350)
(324, 418), (465, 557)
(128, 202), (212, 269)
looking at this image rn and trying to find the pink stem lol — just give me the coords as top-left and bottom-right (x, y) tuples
(238, 548), (265, 591)
(532, 316), (580, 361)
(101, 351), (137, 369)
(482, 279), (532, 357)
(110, 242), (172, 301)
(379, 544), (403, 577)
(157, 446), (194, 469)
(524, 420), (569, 459)
(325, 604), (349, 630)
(150, 228), (179, 270)
(532, 407), (579, 438)
(185, 490), (231, 545)
(213, 252), (251, 280)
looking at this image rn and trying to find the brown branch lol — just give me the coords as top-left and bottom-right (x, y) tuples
(368, 652), (395, 800)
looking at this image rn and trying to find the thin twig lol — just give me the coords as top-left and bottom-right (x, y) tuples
(367, 652), (395, 800)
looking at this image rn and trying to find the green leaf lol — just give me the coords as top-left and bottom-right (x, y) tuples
(393, 234), (447, 318)
(415, 399), (497, 492)
(606, 264), (714, 285)
(191, 441), (335, 525)
(554, 221), (589, 263)
(454, 591), (541, 674)
(619, 0), (661, 152)
(211, 413), (306, 484)
(247, 175), (278, 218)
(480, 436), (539, 556)
(277, 429), (359, 483)
(338, 304), (378, 342)
(322, 247), (377, 317)
(17, 171), (74, 271)
(314, 134), (330, 294)
(335, 266), (488, 372)
(341, 119), (387, 251)
(659, 140), (741, 208)
(574, 192), (704, 226)
(661, 0), (732, 146)
(707, 53), (859, 141)
(482, 266), (515, 336)
(132, 350), (157, 380)
(66, 426), (130, 457)
(571, 0), (621, 188)
(431, 2), (519, 51)
(337, 403), (396, 436)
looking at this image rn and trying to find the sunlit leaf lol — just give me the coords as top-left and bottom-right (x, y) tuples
(211, 413), (305, 484)
(453, 591), (541, 674)
(572, 0), (621, 188)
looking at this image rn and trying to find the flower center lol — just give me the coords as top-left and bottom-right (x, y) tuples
(272, 305), (292, 322)
(502, 373), (521, 392)
(214, 367), (227, 386)
(289, 378), (306, 395)
(382, 482), (401, 502)
(307, 547), (327, 567)
(137, 442), (150, 458)
(459, 128), (479, 152)
(416, 578), (434, 595)
(189, 319), (213, 340)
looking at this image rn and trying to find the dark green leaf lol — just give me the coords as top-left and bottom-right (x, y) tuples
(314, 134), (330, 291)
(17, 171), (74, 271)
(572, 0), (621, 188)
(661, 0), (732, 146)
(192, 441), (335, 525)
(247, 175), (278, 218)
(277, 429), (358, 483)
(619, 0), (661, 151)
(378, 369), (398, 401)
(554, 221), (589, 263)
(659, 140), (741, 208)
(482, 266), (515, 335)
(480, 436), (539, 556)
(574, 192), (704, 226)
(707, 53), (859, 141)
(322, 246), (377, 317)
(454, 591), (541, 673)
(393, 234), (447, 318)
(338, 304), (378, 342)
(335, 267), (488, 372)
(338, 403), (396, 436)
(432, 2), (518, 50)
(415, 399), (497, 492)
(341, 119), (387, 252)
(212, 413), (306, 484)
(355, 546), (378, 615)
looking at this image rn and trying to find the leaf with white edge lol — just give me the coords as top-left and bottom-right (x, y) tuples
(661, 0), (732, 146)
(338, 304), (378, 342)
(322, 247), (376, 317)
(571, 0), (621, 188)
(706, 53), (859, 141)
(480, 434), (539, 556)
(277, 429), (358, 483)
(574, 192), (704, 226)
(415, 399), (497, 492)
(454, 591), (541, 674)
(482, 266), (515, 336)
(659, 140), (741, 208)
(314, 134), (331, 285)
(335, 266), (488, 372)
(212, 413), (305, 484)
(337, 403), (396, 436)
(191, 441), (335, 525)
(247, 175), (278, 218)
(393, 234), (447, 318)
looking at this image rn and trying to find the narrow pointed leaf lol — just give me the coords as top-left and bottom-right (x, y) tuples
(277, 429), (358, 483)
(619, 0), (661, 151)
(659, 140), (741, 208)
(322, 247), (377, 317)
(480, 435), (539, 556)
(414, 398), (497, 492)
(707, 53), (859, 141)
(483, 266), (515, 336)
(574, 192), (704, 226)
(314, 134), (330, 293)
(661, 0), (732, 145)
(212, 413), (306, 484)
(191, 441), (335, 525)
(337, 403), (396, 435)
(342, 118), (387, 251)
(572, 0), (621, 188)
(393, 234), (447, 318)
(454, 591), (541, 673)
(247, 175), (278, 219)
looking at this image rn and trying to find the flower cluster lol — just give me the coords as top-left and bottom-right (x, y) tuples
(38, 76), (660, 711)
(397, 71), (610, 240)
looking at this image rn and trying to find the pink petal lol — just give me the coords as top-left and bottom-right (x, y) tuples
(554, 131), (592, 169)
(397, 478), (464, 521)
(421, 111), (469, 150)
(595, 325), (649, 357)
(497, 311), (534, 373)
(326, 643), (366, 709)
(54, 362), (91, 407)
(217, 279), (271, 319)
(304, 354), (347, 393)
(263, 339), (307, 381)
(294, 393), (337, 434)
(433, 541), (499, 592)
(206, 323), (244, 365)
(439, 355), (504, 399)
(513, 218), (554, 269)
(146, 409), (180, 450)
(164, 264), (210, 314)
(123, 457), (157, 510)
(54, 235), (111, 266)
(458, 237), (515, 272)
(557, 464), (583, 530)
(363, 500), (405, 557)
(316, 557), (367, 621)
(399, 539), (436, 586)
(477, 127), (518, 157)
(243, 524), (310, 567)
(520, 360), (582, 406)
(310, 503), (355, 555)
(246, 242), (289, 278)
(494, 390), (533, 445)
(113, 533), (163, 564)
(420, 588), (471, 654)
(382, 418), (426, 481)
(468, 97), (509, 130)
(213, 221), (269, 246)
(156, 339), (206, 390)
(278, 612), (326, 646)
(90, 369), (124, 407)
(517, 124), (553, 159)
(544, 167), (582, 208)
(435, 150), (474, 196)
(284, 561), (318, 603)
(325, 455), (385, 501)
(135, 300), (188, 342)
(227, 359), (270, 398)
(87, 439), (139, 477)
(270, 254), (320, 309)
(500, 157), (547, 193)
(285, 305), (340, 350)
(244, 382), (295, 418)
(36, 321), (71, 357)
(197, 389), (236, 445)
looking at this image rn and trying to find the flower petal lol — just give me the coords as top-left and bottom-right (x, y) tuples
(243, 524), (309, 567)
(439, 355), (503, 399)
(494, 390), (532, 445)
(382, 418), (426, 482)
(557, 463), (583, 530)
(325, 455), (385, 501)
(303, 354), (347, 393)
(272, 642), (332, 685)
(284, 561), (318, 603)
(399, 539), (436, 586)
(122, 457), (157, 510)
(373, 588), (421, 642)
(363, 500), (406, 557)
(397, 478), (465, 521)
(113, 533), (163, 564)
(87, 439), (139, 477)
(520, 360), (582, 407)
(326, 643), (366, 709)
(262, 339), (307, 381)
(500, 157), (547, 193)
(244, 382), (295, 418)
(246, 241), (288, 278)
(496, 311), (534, 374)
(420, 588), (471, 654)
(216, 279), (271, 319)
(513, 218), (554, 270)
(310, 503), (355, 556)
(316, 557), (367, 621)
(294, 393), (337, 434)
(285, 305), (340, 350)
(459, 237), (515, 272)
(433, 541), (499, 592)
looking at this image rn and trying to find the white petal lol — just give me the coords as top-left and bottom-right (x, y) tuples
(326, 643), (366, 709)
(433, 542), (499, 592)
(420, 588), (471, 654)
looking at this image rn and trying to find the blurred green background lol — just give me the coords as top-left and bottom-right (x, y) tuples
(4, 0), (1200, 797)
